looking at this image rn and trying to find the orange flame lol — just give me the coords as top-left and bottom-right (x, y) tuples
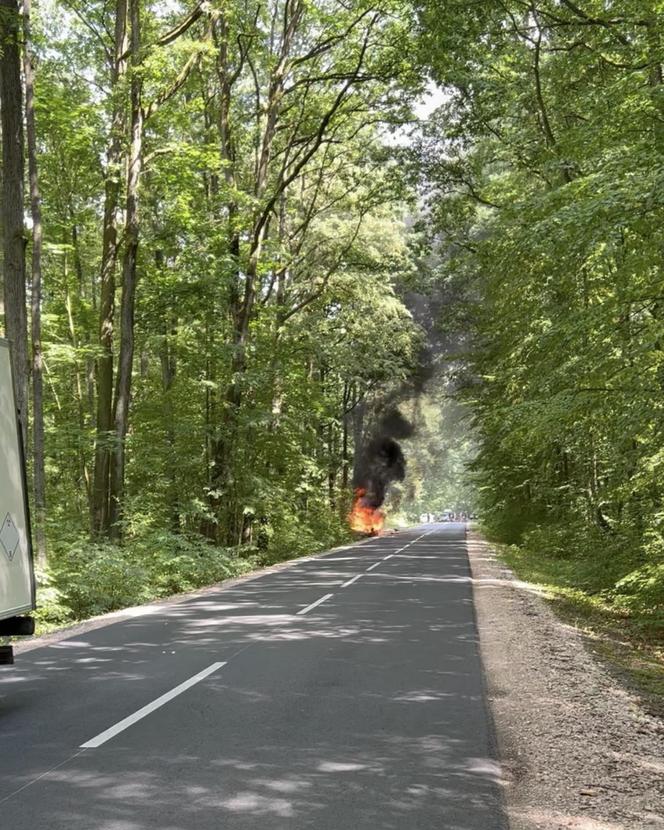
(349, 488), (385, 535)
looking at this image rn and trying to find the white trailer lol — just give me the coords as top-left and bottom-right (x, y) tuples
(0, 340), (36, 665)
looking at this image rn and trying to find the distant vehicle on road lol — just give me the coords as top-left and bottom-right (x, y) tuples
(0, 340), (36, 665)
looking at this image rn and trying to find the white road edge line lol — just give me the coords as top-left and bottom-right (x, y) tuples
(365, 562), (380, 572)
(341, 574), (362, 588)
(80, 662), (227, 749)
(297, 593), (334, 615)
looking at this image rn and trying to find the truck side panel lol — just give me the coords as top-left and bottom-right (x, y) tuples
(0, 341), (35, 621)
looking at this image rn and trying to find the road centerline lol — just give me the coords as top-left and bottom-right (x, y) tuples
(80, 661), (227, 749)
(349, 530), (436, 575)
(296, 593), (334, 615)
(1, 525), (506, 829)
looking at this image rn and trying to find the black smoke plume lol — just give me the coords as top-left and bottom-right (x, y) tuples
(350, 279), (445, 518)
(353, 409), (414, 510)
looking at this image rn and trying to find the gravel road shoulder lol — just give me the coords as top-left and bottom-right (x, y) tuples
(467, 531), (664, 830)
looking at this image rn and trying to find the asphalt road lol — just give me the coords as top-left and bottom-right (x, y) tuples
(0, 523), (506, 830)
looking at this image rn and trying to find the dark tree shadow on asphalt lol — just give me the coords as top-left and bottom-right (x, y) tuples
(0, 528), (508, 829)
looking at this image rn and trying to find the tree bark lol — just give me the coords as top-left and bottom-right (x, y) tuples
(91, 0), (128, 536)
(156, 250), (179, 532)
(109, 0), (143, 538)
(202, 14), (240, 542)
(341, 382), (351, 491)
(206, 13), (286, 541)
(63, 240), (92, 509)
(0, 0), (28, 446)
(22, 0), (46, 566)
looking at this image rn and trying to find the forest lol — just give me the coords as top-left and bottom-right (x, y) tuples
(0, 0), (662, 636)
(419, 0), (664, 639)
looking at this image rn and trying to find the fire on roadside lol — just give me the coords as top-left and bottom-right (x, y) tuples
(349, 488), (385, 535)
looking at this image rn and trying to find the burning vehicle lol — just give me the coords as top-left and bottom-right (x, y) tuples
(349, 409), (413, 535)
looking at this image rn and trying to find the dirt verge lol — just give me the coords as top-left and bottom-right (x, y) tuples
(467, 531), (664, 830)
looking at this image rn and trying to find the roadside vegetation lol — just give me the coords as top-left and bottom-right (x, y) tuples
(499, 540), (664, 707)
(416, 1), (664, 664)
(2, 0), (664, 650)
(0, 0), (429, 630)
(34, 525), (354, 631)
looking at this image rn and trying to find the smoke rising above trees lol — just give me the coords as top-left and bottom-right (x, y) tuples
(353, 408), (414, 512)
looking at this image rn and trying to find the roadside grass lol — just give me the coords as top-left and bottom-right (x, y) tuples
(499, 545), (664, 714)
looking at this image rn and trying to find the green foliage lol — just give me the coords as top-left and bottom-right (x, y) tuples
(139, 532), (256, 596)
(613, 565), (664, 620)
(388, 389), (477, 521)
(21, 0), (424, 626)
(50, 539), (152, 619)
(32, 571), (75, 631)
(45, 532), (258, 621)
(417, 0), (664, 625)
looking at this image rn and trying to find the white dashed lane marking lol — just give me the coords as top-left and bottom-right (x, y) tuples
(296, 593), (334, 616)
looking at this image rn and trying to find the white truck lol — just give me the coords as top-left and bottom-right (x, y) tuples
(0, 340), (36, 665)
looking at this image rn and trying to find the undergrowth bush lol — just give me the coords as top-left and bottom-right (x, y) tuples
(137, 531), (256, 595)
(42, 531), (258, 625)
(37, 517), (350, 631)
(32, 569), (75, 630)
(256, 507), (351, 566)
(612, 564), (664, 620)
(50, 539), (152, 619)
(496, 514), (664, 635)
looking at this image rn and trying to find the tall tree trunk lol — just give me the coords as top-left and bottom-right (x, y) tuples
(63, 241), (92, 509)
(109, 0), (143, 538)
(69, 216), (97, 427)
(208, 244), (263, 545)
(341, 382), (351, 493)
(156, 250), (179, 532)
(351, 396), (366, 486)
(203, 19), (240, 542)
(0, 0), (27, 446)
(22, 0), (46, 566)
(204, 5), (297, 543)
(91, 0), (128, 536)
